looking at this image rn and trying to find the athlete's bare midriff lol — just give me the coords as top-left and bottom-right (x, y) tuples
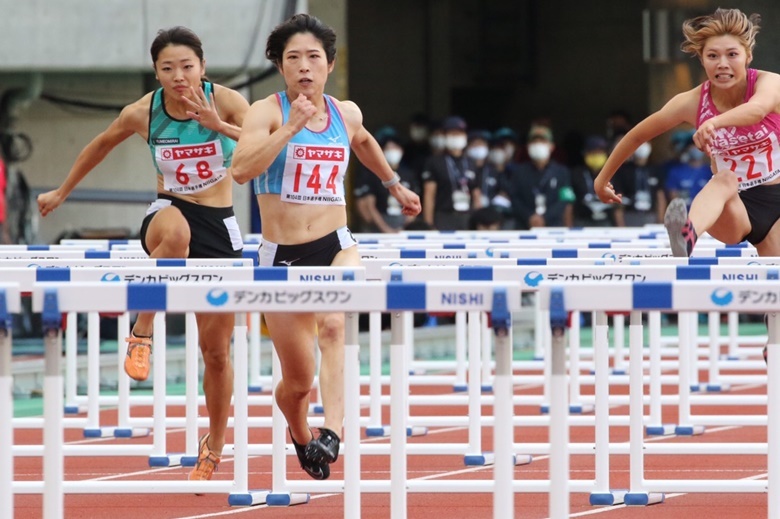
(256, 193), (347, 245)
(156, 174), (234, 207)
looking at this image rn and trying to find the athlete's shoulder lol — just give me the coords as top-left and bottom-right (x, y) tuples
(331, 98), (362, 126)
(118, 93), (154, 132)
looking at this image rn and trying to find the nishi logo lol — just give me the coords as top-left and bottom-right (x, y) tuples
(524, 271), (544, 288)
(100, 273), (121, 282)
(710, 288), (734, 306)
(206, 289), (229, 307)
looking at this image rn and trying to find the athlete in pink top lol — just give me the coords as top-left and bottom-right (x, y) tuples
(595, 8), (780, 258)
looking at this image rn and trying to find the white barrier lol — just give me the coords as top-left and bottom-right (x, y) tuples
(539, 280), (777, 518)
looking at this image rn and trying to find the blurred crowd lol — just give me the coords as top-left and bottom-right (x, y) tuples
(352, 110), (705, 233)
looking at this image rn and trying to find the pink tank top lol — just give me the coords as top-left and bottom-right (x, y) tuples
(697, 68), (780, 190)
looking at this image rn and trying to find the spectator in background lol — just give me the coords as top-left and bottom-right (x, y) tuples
(606, 108), (633, 142)
(421, 116), (482, 230)
(404, 113), (431, 180)
(611, 135), (667, 227)
(468, 129), (509, 214)
(492, 127), (519, 166)
(487, 131), (516, 228)
(468, 206), (504, 231)
(507, 125), (574, 230)
(664, 138), (712, 207)
(571, 135), (615, 226)
(354, 127), (420, 233)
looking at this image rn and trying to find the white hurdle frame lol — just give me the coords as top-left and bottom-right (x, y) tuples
(20, 279), (523, 519)
(539, 280), (778, 518)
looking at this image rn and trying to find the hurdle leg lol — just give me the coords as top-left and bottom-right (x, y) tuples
(675, 312), (704, 436)
(465, 311), (491, 466)
(726, 311), (739, 359)
(83, 312), (106, 437)
(181, 313), (200, 466)
(0, 323), (13, 519)
(706, 312), (728, 392)
(229, 313), (269, 506)
(390, 310), (410, 518)
(481, 312), (493, 392)
(646, 311), (674, 436)
(568, 311), (592, 414)
(768, 313), (780, 519)
(548, 289), (569, 519)
(533, 294), (544, 360)
(612, 313), (626, 374)
(149, 313), (182, 466)
(492, 297), (514, 518)
(42, 298), (64, 519)
(540, 312), (552, 414)
(625, 311), (664, 506)
(344, 312), (361, 517)
(365, 311), (386, 437)
(63, 312), (80, 414)
(114, 312), (149, 438)
(453, 311), (467, 391)
(589, 311), (624, 505)
(248, 312), (263, 392)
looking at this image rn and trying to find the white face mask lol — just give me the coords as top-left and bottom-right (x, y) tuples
(430, 135), (446, 151)
(466, 145), (489, 161)
(384, 148), (403, 167)
(445, 134), (468, 152)
(504, 144), (516, 160)
(634, 142), (652, 161)
(489, 149), (507, 165)
(528, 142), (551, 162)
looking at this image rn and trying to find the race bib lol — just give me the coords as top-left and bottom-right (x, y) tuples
(156, 140), (227, 194)
(713, 132), (780, 190)
(281, 143), (348, 205)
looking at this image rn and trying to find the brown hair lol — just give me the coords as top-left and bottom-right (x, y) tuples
(680, 8), (761, 58)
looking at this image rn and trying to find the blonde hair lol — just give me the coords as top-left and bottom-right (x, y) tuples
(680, 8), (761, 57)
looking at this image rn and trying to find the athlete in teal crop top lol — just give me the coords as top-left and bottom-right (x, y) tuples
(37, 26), (250, 482)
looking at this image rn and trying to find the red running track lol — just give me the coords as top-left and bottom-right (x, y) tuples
(12, 366), (768, 518)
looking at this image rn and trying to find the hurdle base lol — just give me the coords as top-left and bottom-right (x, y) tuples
(64, 404), (85, 415)
(611, 368), (627, 375)
(83, 427), (123, 438)
(248, 385), (264, 394)
(452, 384), (468, 393)
(569, 403), (595, 414)
(409, 368), (427, 375)
(228, 489), (270, 506)
(266, 492), (310, 507)
(624, 492), (665, 506)
(365, 425), (429, 438)
(646, 424), (677, 436)
(309, 403), (324, 415)
(705, 383), (731, 392)
(481, 385), (493, 393)
(675, 425), (706, 436)
(514, 454), (533, 466)
(464, 452), (528, 467)
(113, 427), (151, 438)
(180, 456), (198, 467)
(148, 453), (184, 467)
(589, 489), (627, 506)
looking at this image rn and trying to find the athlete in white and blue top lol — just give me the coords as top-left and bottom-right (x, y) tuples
(232, 14), (421, 480)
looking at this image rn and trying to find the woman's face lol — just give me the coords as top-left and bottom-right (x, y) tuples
(281, 32), (334, 96)
(154, 45), (204, 96)
(700, 34), (751, 88)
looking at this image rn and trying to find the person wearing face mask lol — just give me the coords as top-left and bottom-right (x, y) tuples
(354, 128), (420, 233)
(468, 130), (509, 213)
(421, 116), (482, 230)
(571, 135), (616, 227)
(611, 134), (668, 227)
(664, 139), (712, 208)
(507, 125), (574, 230)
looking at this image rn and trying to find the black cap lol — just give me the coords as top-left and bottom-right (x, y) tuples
(442, 116), (467, 132)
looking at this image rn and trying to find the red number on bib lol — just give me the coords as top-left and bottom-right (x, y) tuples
(326, 165), (339, 194)
(196, 160), (213, 179)
(743, 154), (760, 180)
(307, 164), (322, 194)
(176, 164), (189, 185)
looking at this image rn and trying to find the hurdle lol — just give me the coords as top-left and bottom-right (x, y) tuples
(539, 280), (777, 518)
(18, 278), (523, 519)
